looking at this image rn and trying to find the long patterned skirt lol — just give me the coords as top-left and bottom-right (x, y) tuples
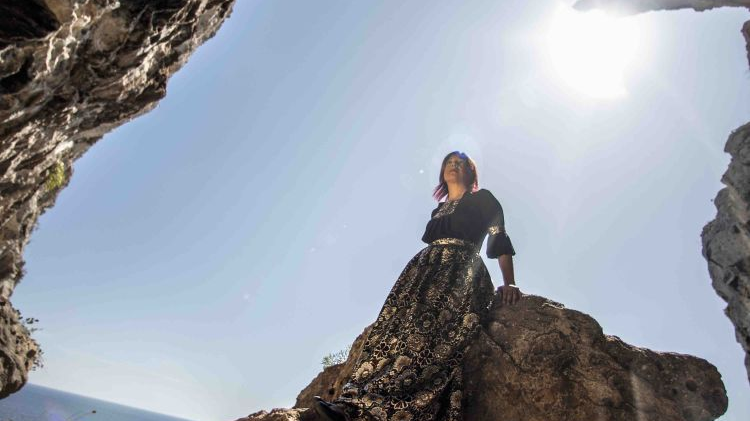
(335, 238), (495, 421)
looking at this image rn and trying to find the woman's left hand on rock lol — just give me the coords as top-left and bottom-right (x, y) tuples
(496, 284), (521, 305)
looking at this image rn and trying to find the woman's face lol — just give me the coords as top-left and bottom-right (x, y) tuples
(443, 155), (467, 185)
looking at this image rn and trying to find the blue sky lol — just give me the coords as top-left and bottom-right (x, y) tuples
(10, 1), (750, 420)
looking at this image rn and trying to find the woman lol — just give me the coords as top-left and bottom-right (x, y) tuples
(315, 151), (520, 421)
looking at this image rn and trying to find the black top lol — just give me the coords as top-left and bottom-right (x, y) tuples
(421, 188), (516, 258)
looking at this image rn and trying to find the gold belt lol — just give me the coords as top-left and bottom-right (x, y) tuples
(430, 238), (478, 250)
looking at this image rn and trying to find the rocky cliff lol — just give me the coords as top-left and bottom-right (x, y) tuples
(0, 0), (235, 397)
(703, 123), (750, 385)
(576, 0), (750, 389)
(238, 295), (728, 421)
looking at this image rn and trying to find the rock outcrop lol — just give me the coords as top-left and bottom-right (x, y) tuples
(236, 295), (727, 421)
(0, 303), (40, 399)
(574, 0), (750, 385)
(703, 123), (750, 385)
(295, 326), (373, 409)
(0, 0), (235, 397)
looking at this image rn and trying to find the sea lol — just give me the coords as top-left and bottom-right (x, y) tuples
(0, 384), (199, 421)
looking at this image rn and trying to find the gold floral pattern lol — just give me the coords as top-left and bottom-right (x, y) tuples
(433, 344), (452, 360)
(369, 406), (387, 421)
(406, 334), (425, 351)
(336, 239), (494, 420)
(392, 411), (414, 421)
(450, 390), (462, 409)
(375, 358), (390, 371)
(431, 199), (461, 219)
(462, 313), (479, 329)
(487, 225), (504, 236)
(394, 355), (412, 372)
(438, 309), (452, 323)
(354, 362), (374, 381)
(430, 238), (477, 249)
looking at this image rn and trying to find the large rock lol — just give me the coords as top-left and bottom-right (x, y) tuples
(465, 296), (726, 421)
(236, 295), (727, 421)
(0, 0), (235, 397)
(0, 302), (39, 400)
(574, 0), (750, 386)
(294, 326), (373, 409)
(703, 123), (750, 384)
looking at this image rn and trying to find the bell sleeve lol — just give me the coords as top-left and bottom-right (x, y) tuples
(480, 190), (516, 259)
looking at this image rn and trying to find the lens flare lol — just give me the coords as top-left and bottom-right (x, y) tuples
(545, 5), (642, 99)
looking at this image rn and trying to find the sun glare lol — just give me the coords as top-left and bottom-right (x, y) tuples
(545, 6), (642, 99)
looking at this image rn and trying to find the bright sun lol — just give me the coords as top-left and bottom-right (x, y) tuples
(545, 6), (642, 99)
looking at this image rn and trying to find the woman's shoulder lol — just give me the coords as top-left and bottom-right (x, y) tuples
(470, 188), (502, 208)
(470, 188), (496, 201)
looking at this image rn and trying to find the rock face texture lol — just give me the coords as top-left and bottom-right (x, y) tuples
(0, 0), (235, 397)
(295, 326), (373, 409)
(703, 123), (750, 385)
(575, 0), (750, 385)
(0, 303), (40, 400)
(236, 295), (728, 421)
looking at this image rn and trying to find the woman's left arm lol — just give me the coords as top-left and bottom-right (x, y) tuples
(497, 255), (521, 305)
(479, 189), (521, 304)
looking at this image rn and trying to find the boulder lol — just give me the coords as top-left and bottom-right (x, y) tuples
(238, 295), (727, 421)
(703, 123), (750, 384)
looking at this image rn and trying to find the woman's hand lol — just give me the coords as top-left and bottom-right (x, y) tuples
(497, 255), (520, 305)
(496, 284), (521, 305)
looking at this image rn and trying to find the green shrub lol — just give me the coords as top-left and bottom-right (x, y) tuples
(45, 161), (65, 192)
(321, 345), (351, 368)
(16, 309), (43, 370)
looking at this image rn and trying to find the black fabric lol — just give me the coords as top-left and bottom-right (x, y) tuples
(331, 189), (515, 420)
(421, 189), (516, 258)
(335, 241), (494, 421)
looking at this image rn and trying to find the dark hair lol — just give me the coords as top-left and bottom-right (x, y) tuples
(432, 151), (479, 201)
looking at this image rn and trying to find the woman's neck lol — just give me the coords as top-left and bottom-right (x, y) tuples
(446, 183), (467, 201)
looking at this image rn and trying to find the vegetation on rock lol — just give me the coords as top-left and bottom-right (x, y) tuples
(321, 345), (351, 368)
(15, 309), (43, 370)
(44, 161), (65, 192)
